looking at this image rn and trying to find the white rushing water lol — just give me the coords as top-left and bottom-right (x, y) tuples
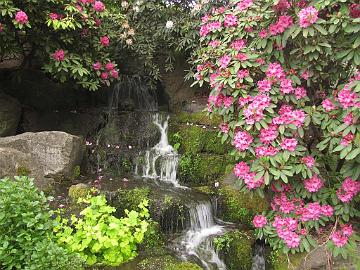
(137, 113), (227, 269)
(136, 114), (179, 187)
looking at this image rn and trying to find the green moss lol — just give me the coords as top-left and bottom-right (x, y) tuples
(172, 111), (221, 126)
(141, 221), (164, 249)
(269, 250), (305, 270)
(219, 186), (269, 226)
(16, 166), (31, 176)
(68, 184), (90, 201)
(215, 230), (255, 270)
(113, 187), (151, 217)
(138, 255), (202, 270)
(179, 154), (229, 186)
(194, 186), (216, 196)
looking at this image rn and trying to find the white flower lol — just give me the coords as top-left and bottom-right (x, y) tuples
(121, 1), (129, 8)
(166, 20), (174, 29)
(126, 39), (133, 45)
(214, 181), (220, 188)
(133, 6), (140, 12)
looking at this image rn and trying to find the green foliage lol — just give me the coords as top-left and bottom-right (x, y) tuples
(141, 221), (165, 248)
(73, 165), (81, 180)
(219, 186), (269, 226)
(214, 230), (254, 270)
(0, 176), (84, 270)
(16, 166), (31, 176)
(113, 187), (151, 217)
(54, 195), (150, 266)
(68, 184), (91, 202)
(138, 255), (203, 270)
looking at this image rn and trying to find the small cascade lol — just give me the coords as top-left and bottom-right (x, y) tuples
(251, 242), (266, 270)
(136, 114), (179, 186)
(177, 201), (227, 270)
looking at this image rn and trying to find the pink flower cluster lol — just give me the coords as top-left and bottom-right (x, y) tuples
(234, 162), (264, 189)
(298, 6), (318, 28)
(231, 39), (246, 50)
(340, 133), (354, 146)
(280, 138), (298, 152)
(273, 216), (300, 248)
(304, 175), (324, 193)
(260, 125), (278, 144)
(100, 36), (110, 46)
(243, 94), (271, 125)
(299, 202), (333, 221)
(93, 1), (105, 12)
(331, 224), (353, 247)
(253, 215), (267, 228)
(338, 87), (357, 108)
(257, 79), (272, 93)
(224, 14), (238, 27)
(266, 63), (285, 81)
(273, 0), (291, 12)
(273, 105), (306, 127)
(219, 54), (231, 68)
(322, 98), (336, 112)
(52, 50), (65, 61)
(280, 78), (294, 94)
(200, 21), (222, 37)
(237, 0), (253, 11)
(93, 61), (118, 80)
(295, 87), (307, 100)
(301, 156), (315, 168)
(336, 177), (360, 203)
(255, 145), (279, 157)
(233, 131), (253, 151)
(269, 15), (293, 36)
(15, 11), (29, 25)
(343, 112), (354, 125)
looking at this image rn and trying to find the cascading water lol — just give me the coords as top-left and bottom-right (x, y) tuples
(251, 242), (266, 270)
(136, 113), (227, 269)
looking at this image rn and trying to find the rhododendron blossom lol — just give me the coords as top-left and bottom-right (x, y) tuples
(304, 175), (324, 193)
(93, 62), (102, 71)
(322, 99), (336, 111)
(298, 6), (318, 28)
(100, 36), (110, 46)
(301, 156), (315, 168)
(338, 88), (357, 108)
(280, 138), (298, 152)
(341, 133), (354, 146)
(224, 14), (237, 27)
(233, 131), (253, 151)
(219, 54), (231, 68)
(52, 50), (65, 62)
(337, 178), (360, 203)
(253, 215), (267, 228)
(237, 0), (253, 11)
(93, 1), (105, 12)
(15, 11), (29, 24)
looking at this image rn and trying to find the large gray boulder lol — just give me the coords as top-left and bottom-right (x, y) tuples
(0, 94), (21, 137)
(0, 131), (84, 190)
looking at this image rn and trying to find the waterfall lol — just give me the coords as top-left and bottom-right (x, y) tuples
(179, 201), (227, 270)
(137, 114), (179, 187)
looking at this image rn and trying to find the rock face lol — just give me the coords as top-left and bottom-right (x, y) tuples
(0, 94), (21, 137)
(0, 131), (84, 189)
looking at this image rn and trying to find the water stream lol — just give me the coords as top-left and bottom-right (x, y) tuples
(137, 113), (227, 270)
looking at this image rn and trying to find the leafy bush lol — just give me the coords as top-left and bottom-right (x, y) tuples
(0, 176), (83, 270)
(54, 195), (150, 266)
(191, 0), (360, 260)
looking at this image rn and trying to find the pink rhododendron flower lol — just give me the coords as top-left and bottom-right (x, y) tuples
(266, 63), (285, 81)
(343, 112), (354, 125)
(331, 231), (349, 247)
(93, 1), (105, 12)
(231, 39), (246, 50)
(238, 96), (252, 107)
(295, 87), (307, 99)
(243, 172), (264, 189)
(234, 162), (250, 178)
(253, 215), (267, 228)
(300, 202), (323, 221)
(273, 0), (291, 12)
(255, 145), (279, 157)
(220, 123), (229, 134)
(338, 88), (357, 108)
(200, 25), (210, 37)
(298, 6), (318, 28)
(257, 79), (272, 93)
(304, 175), (324, 193)
(337, 177), (360, 203)
(223, 96), (233, 108)
(259, 29), (268, 39)
(105, 62), (115, 71)
(280, 79), (294, 94)
(15, 11), (29, 24)
(301, 156), (315, 168)
(235, 53), (248, 61)
(321, 205), (333, 217)
(237, 69), (249, 79)
(100, 36), (110, 46)
(322, 99), (336, 112)
(219, 54), (231, 68)
(237, 0), (253, 11)
(301, 70), (310, 80)
(49, 13), (59, 20)
(110, 69), (119, 79)
(350, 3), (360, 18)
(52, 50), (65, 61)
(224, 14), (238, 27)
(269, 15), (293, 36)
(209, 40), (220, 47)
(101, 72), (108, 80)
(260, 125), (278, 144)
(341, 133), (354, 146)
(93, 62), (102, 71)
(342, 224), (353, 237)
(280, 138), (297, 152)
(233, 131), (253, 151)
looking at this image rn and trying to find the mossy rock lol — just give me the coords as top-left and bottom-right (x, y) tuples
(138, 255), (202, 270)
(171, 111), (221, 126)
(218, 186), (269, 226)
(68, 183), (91, 201)
(268, 250), (305, 270)
(179, 153), (231, 186)
(194, 186), (216, 196)
(215, 230), (255, 270)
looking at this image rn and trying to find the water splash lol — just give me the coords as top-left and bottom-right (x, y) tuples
(137, 113), (179, 186)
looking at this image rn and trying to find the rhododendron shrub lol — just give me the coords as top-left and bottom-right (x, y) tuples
(190, 0), (360, 259)
(0, 0), (127, 90)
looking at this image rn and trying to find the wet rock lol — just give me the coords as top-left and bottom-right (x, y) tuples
(0, 93), (21, 137)
(0, 131), (84, 189)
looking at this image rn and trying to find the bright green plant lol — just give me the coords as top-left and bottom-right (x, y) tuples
(0, 176), (84, 270)
(54, 195), (150, 266)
